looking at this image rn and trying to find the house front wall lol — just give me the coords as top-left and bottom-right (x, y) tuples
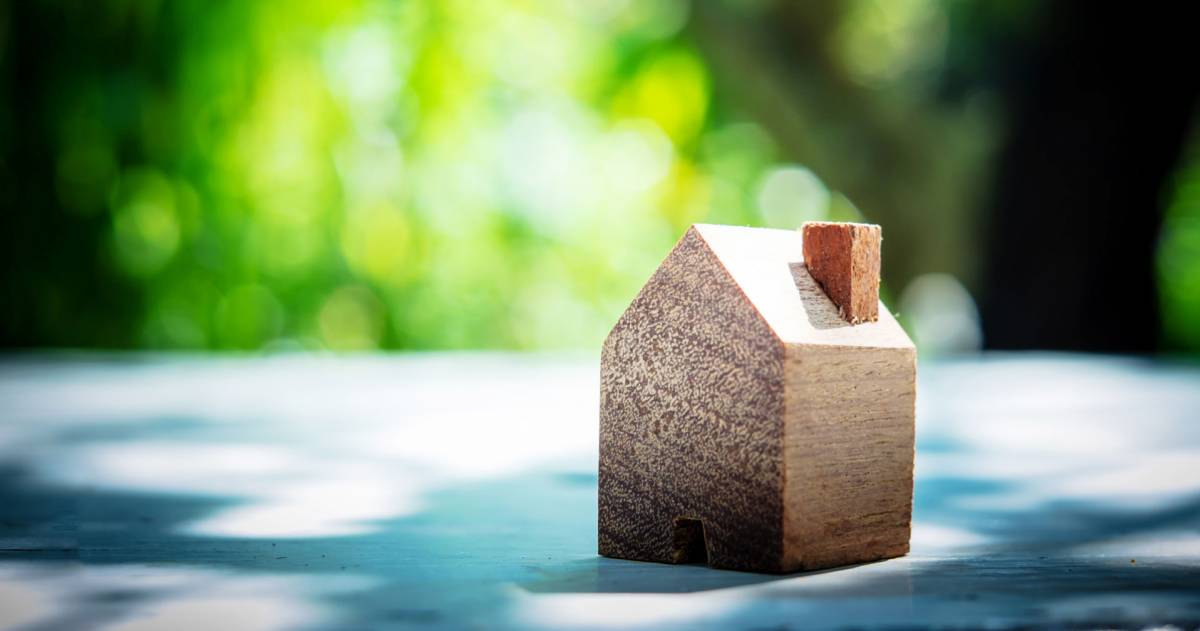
(599, 227), (788, 572)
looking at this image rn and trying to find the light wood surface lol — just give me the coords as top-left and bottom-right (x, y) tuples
(782, 343), (916, 570)
(695, 224), (908, 348)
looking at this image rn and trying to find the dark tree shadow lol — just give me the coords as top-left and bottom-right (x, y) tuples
(4, 452), (1200, 629)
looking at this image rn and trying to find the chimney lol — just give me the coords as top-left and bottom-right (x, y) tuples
(801, 222), (881, 324)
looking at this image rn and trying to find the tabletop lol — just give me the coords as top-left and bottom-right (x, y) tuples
(1, 352), (1198, 630)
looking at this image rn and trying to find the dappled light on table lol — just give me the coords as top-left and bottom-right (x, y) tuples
(1, 353), (1198, 629)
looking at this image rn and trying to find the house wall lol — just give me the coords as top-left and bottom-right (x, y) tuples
(599, 227), (788, 572)
(781, 342), (916, 571)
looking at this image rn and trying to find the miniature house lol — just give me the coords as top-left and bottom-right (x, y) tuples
(599, 222), (916, 573)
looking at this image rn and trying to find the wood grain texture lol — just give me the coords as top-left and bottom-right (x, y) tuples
(801, 222), (881, 324)
(600, 226), (786, 572)
(599, 223), (915, 574)
(782, 342), (916, 571)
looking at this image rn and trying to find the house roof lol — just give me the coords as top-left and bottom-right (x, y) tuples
(691, 224), (913, 349)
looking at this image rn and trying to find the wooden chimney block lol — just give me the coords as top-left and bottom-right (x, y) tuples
(599, 223), (914, 573)
(801, 221), (881, 324)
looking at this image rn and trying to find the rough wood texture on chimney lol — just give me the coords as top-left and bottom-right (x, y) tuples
(801, 222), (881, 324)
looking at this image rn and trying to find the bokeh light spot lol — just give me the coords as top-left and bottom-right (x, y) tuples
(599, 120), (674, 197)
(755, 165), (830, 228)
(109, 168), (181, 277)
(319, 285), (385, 351)
(341, 202), (412, 285)
(613, 49), (709, 145)
(899, 273), (982, 355)
(215, 284), (285, 350)
(835, 0), (947, 87)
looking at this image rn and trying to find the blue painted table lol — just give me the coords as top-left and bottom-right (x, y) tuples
(1, 353), (1198, 630)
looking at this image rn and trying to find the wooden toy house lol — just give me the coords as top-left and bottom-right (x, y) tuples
(599, 222), (916, 573)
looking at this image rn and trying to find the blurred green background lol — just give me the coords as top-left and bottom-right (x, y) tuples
(0, 0), (1196, 353)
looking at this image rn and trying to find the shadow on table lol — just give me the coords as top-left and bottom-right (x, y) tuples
(3, 458), (1200, 629)
(520, 556), (783, 593)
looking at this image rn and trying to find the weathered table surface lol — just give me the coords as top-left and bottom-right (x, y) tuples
(1, 352), (1198, 630)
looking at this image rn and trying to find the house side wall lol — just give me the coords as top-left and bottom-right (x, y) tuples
(599, 228), (787, 572)
(781, 343), (916, 571)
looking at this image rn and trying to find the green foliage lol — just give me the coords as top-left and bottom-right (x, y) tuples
(1158, 135), (1200, 353)
(2, 0), (1194, 352)
(10, 0), (764, 350)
